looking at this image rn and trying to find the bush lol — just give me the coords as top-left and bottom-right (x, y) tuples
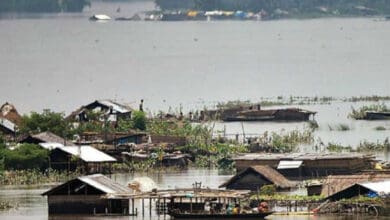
(19, 109), (70, 137)
(259, 185), (276, 196)
(0, 144), (49, 170)
(132, 110), (147, 131)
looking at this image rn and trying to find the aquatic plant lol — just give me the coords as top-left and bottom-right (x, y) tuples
(326, 143), (352, 153)
(375, 126), (386, 131)
(0, 169), (80, 185)
(327, 123), (351, 131)
(357, 139), (390, 152)
(349, 103), (390, 120)
(307, 120), (319, 130)
(0, 201), (17, 210)
(256, 130), (314, 153)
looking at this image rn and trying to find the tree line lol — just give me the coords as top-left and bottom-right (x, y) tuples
(155, 0), (390, 15)
(0, 0), (90, 13)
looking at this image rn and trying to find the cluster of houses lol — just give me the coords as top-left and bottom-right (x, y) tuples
(0, 100), (191, 173)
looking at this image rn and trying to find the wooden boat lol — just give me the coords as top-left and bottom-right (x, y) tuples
(169, 210), (273, 219)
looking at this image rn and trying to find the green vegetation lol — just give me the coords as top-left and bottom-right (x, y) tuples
(259, 184), (276, 196)
(0, 144), (49, 170)
(256, 130), (314, 153)
(19, 109), (70, 137)
(349, 103), (390, 120)
(0, 201), (17, 210)
(326, 138), (390, 153)
(375, 126), (386, 131)
(328, 123), (351, 131)
(0, 0), (90, 13)
(252, 191), (325, 202)
(326, 143), (352, 152)
(0, 169), (80, 185)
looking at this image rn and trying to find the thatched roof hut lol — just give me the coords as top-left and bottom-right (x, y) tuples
(219, 165), (296, 191)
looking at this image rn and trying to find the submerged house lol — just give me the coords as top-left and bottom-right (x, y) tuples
(67, 99), (133, 122)
(233, 153), (375, 179)
(321, 174), (390, 197)
(219, 165), (295, 191)
(42, 174), (131, 215)
(223, 107), (316, 122)
(49, 145), (116, 173)
(326, 180), (390, 201)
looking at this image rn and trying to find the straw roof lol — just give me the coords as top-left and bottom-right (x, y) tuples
(220, 165), (295, 189)
(321, 174), (390, 196)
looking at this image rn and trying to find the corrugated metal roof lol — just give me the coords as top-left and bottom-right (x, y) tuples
(39, 142), (64, 150)
(42, 174), (132, 196)
(97, 100), (132, 113)
(58, 146), (116, 162)
(78, 174), (131, 194)
(277, 160), (303, 169)
(0, 117), (15, 132)
(360, 180), (390, 194)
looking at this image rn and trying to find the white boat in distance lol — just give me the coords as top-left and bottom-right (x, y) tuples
(90, 14), (111, 21)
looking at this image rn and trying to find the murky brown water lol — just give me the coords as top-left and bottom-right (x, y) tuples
(0, 169), (388, 220)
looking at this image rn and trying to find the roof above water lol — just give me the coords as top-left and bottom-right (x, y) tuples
(56, 145), (116, 162)
(233, 152), (373, 161)
(360, 180), (390, 194)
(42, 173), (131, 196)
(277, 160), (303, 169)
(220, 165), (295, 189)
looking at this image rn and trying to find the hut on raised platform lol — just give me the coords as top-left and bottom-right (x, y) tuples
(219, 165), (295, 191)
(42, 174), (131, 215)
(48, 145), (116, 173)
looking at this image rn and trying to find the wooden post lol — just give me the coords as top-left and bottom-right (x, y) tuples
(163, 197), (166, 216)
(149, 198), (152, 216)
(190, 197), (193, 213)
(131, 198), (135, 215)
(142, 198), (144, 216)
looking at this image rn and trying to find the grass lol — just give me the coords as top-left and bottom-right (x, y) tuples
(256, 129), (314, 153)
(375, 126), (386, 131)
(349, 103), (390, 120)
(328, 123), (351, 131)
(0, 169), (80, 186)
(326, 138), (390, 153)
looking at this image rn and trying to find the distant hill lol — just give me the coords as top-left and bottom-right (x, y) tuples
(155, 0), (390, 18)
(0, 0), (90, 13)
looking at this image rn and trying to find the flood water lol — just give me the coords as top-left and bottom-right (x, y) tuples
(1, 0), (390, 219)
(0, 169), (388, 220)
